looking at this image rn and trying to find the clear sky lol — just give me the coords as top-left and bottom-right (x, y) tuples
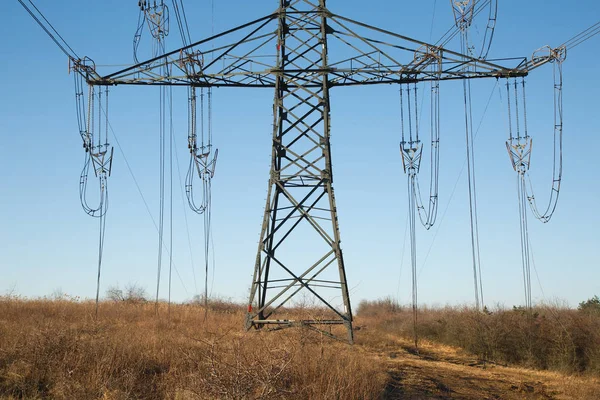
(1, 0), (599, 308)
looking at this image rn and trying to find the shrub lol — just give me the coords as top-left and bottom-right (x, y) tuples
(356, 300), (600, 375)
(106, 283), (148, 303)
(578, 295), (600, 313)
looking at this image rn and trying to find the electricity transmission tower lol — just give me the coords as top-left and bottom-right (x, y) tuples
(22, 0), (584, 343)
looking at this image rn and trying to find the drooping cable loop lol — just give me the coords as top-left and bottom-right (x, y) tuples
(71, 58), (113, 317)
(413, 64), (441, 229)
(505, 50), (565, 309)
(527, 52), (564, 223)
(398, 46), (443, 350)
(73, 60), (113, 219)
(400, 48), (442, 231)
(445, 0), (497, 59)
(135, 0), (218, 313)
(506, 47), (565, 223)
(506, 79), (534, 309)
(505, 48), (566, 309)
(185, 85), (218, 320)
(134, 0), (170, 63)
(399, 81), (421, 349)
(185, 87), (218, 215)
(133, 6), (146, 64)
(180, 0), (218, 319)
(478, 0), (497, 59)
(132, 1), (173, 313)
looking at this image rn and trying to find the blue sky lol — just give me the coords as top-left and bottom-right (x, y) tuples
(1, 0), (599, 308)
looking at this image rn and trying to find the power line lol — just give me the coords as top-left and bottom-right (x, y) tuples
(168, 85), (174, 316)
(155, 71), (167, 314)
(454, 4), (486, 311)
(17, 0), (80, 60)
(396, 208), (409, 303)
(95, 210), (107, 317)
(98, 102), (189, 298)
(418, 80), (499, 279)
(173, 115), (199, 296)
(561, 20), (600, 50)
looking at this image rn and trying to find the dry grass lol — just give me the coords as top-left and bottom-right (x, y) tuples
(354, 299), (600, 399)
(357, 298), (600, 375)
(0, 297), (386, 399)
(2, 296), (600, 399)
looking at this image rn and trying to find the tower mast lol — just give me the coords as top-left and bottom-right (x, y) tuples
(246, 0), (354, 342)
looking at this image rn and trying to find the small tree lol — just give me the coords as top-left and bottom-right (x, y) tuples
(50, 287), (65, 300)
(106, 285), (125, 302)
(105, 283), (147, 303)
(578, 295), (600, 313)
(124, 283), (147, 303)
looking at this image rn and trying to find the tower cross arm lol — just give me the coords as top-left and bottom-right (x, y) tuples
(86, 9), (531, 88)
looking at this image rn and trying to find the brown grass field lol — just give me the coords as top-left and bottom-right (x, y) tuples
(1, 296), (599, 399)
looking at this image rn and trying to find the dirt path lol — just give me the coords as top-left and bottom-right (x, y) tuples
(358, 334), (600, 399)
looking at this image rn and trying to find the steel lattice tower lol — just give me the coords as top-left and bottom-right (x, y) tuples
(245, 0), (353, 342)
(57, 0), (566, 343)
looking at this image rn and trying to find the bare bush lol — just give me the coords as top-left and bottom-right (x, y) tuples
(357, 299), (600, 375)
(189, 294), (241, 314)
(106, 283), (147, 303)
(357, 297), (405, 316)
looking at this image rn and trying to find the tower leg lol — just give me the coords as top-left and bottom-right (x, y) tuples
(246, 0), (353, 343)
